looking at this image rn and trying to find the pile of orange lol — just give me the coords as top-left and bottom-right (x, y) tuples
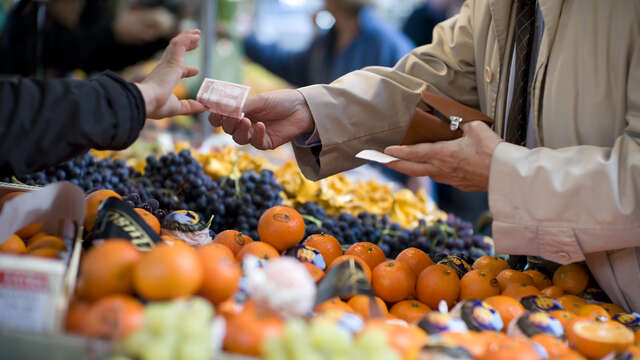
(0, 231), (67, 259)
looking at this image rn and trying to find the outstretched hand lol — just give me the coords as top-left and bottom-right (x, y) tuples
(209, 89), (315, 150)
(135, 30), (207, 119)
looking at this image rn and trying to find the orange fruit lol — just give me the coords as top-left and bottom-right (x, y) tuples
(541, 285), (565, 299)
(84, 295), (144, 339)
(0, 234), (26, 254)
(551, 350), (587, 360)
(28, 247), (60, 258)
(223, 304), (284, 356)
(566, 318), (634, 359)
(441, 331), (492, 358)
(524, 270), (552, 290)
(25, 231), (51, 246)
(345, 242), (387, 271)
(363, 319), (429, 358)
(484, 295), (526, 330)
(197, 243), (241, 305)
(303, 233), (343, 267)
(549, 310), (577, 331)
(77, 239), (141, 301)
(557, 295), (587, 314)
(532, 333), (570, 357)
(133, 241), (203, 300)
(473, 256), (510, 276)
(85, 189), (122, 231)
(134, 208), (161, 234)
(390, 300), (431, 324)
(416, 263), (460, 309)
(460, 269), (501, 300)
(26, 234), (66, 252)
(478, 336), (541, 360)
(395, 247), (433, 276)
(16, 223), (44, 239)
(553, 263), (589, 295)
(576, 304), (610, 321)
(257, 206), (305, 251)
(372, 260), (416, 303)
(636, 329), (640, 344)
(212, 230), (253, 256)
(329, 254), (372, 282)
(314, 297), (353, 313)
(601, 303), (625, 317)
(302, 262), (325, 282)
(347, 295), (388, 319)
(496, 269), (534, 291)
(502, 283), (540, 300)
(236, 241), (280, 261)
(65, 300), (91, 334)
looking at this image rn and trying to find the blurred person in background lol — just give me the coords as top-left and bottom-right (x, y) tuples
(243, 0), (414, 87)
(0, 30), (205, 176)
(402, 0), (463, 46)
(0, 0), (177, 76)
(405, 0), (487, 226)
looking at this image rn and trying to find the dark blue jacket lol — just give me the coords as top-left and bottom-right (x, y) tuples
(244, 7), (415, 87)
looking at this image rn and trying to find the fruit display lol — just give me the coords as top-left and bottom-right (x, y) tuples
(1, 147), (637, 360)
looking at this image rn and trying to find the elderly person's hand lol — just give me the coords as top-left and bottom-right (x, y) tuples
(209, 89), (315, 150)
(135, 30), (207, 119)
(384, 121), (504, 192)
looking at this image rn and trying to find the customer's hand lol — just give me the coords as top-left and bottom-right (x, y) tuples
(135, 30), (207, 119)
(384, 121), (504, 192)
(209, 89), (315, 150)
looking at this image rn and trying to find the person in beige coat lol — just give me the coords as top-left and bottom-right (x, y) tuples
(212, 0), (640, 312)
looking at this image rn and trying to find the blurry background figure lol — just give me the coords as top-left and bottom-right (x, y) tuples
(243, 0), (414, 87)
(402, 0), (462, 46)
(403, 0), (488, 228)
(0, 0), (178, 77)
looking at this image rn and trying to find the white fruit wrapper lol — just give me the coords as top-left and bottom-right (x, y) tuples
(355, 149), (399, 164)
(197, 78), (250, 119)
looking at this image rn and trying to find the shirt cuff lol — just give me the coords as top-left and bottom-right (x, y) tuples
(293, 126), (321, 148)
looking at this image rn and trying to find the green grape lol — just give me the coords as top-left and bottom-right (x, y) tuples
(356, 329), (389, 353)
(262, 337), (289, 360)
(177, 311), (211, 337)
(283, 319), (314, 360)
(120, 331), (152, 356)
(144, 302), (180, 335)
(140, 335), (177, 360)
(309, 320), (352, 356)
(176, 339), (211, 360)
(186, 297), (214, 319)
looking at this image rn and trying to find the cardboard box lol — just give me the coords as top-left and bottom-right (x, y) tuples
(0, 182), (85, 334)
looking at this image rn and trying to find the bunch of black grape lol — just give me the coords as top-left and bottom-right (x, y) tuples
(204, 170), (284, 240)
(1, 153), (139, 191)
(400, 214), (494, 261)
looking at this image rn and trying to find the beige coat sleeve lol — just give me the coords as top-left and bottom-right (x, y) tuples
(489, 41), (640, 265)
(294, 0), (478, 180)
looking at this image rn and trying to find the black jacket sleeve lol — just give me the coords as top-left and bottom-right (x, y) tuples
(0, 71), (146, 176)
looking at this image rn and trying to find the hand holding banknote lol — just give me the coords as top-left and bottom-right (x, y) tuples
(135, 30), (207, 119)
(209, 89), (315, 150)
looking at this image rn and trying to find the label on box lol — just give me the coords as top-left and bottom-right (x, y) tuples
(0, 270), (54, 332)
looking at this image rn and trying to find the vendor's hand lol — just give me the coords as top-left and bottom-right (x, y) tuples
(135, 30), (207, 119)
(209, 89), (315, 150)
(384, 121), (503, 192)
(113, 7), (176, 45)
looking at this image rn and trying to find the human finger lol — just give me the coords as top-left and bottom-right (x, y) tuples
(209, 113), (224, 127)
(251, 122), (272, 150)
(232, 118), (253, 145)
(176, 99), (208, 115)
(181, 66), (199, 78)
(385, 160), (439, 177)
(222, 116), (240, 134)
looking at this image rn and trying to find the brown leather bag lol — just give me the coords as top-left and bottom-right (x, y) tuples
(402, 91), (494, 145)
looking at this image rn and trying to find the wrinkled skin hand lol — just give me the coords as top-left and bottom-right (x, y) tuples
(135, 30), (207, 119)
(209, 89), (315, 150)
(384, 121), (504, 192)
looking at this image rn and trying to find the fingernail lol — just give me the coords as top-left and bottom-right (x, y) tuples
(384, 146), (401, 155)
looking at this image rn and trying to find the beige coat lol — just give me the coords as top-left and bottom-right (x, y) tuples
(293, 0), (640, 311)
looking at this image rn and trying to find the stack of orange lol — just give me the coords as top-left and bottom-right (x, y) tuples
(0, 232), (68, 259)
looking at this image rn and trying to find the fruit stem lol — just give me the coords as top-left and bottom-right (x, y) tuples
(301, 214), (323, 228)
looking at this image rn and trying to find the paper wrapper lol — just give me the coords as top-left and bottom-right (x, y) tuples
(197, 78), (250, 119)
(355, 150), (399, 164)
